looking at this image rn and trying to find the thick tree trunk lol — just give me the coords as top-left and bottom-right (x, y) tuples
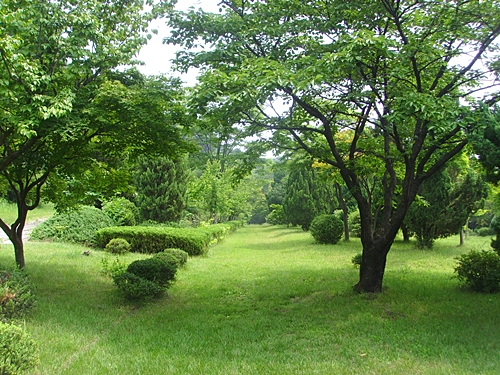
(353, 238), (392, 293)
(401, 223), (410, 242)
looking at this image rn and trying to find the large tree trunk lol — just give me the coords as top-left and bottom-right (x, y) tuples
(0, 219), (26, 269)
(354, 239), (392, 293)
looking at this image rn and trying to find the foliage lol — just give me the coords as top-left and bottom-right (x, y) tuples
(154, 249), (189, 268)
(112, 272), (164, 301)
(102, 198), (139, 227)
(406, 167), (488, 249)
(310, 214), (344, 245)
(490, 215), (500, 255)
(134, 156), (189, 223)
(348, 211), (361, 238)
(0, 322), (38, 375)
(351, 253), (362, 267)
(0, 0), (175, 268)
(100, 257), (128, 279)
(30, 207), (114, 245)
(166, 0), (500, 293)
(266, 204), (287, 225)
(0, 269), (35, 323)
(468, 107), (500, 184)
(104, 238), (131, 255)
(127, 258), (177, 288)
(455, 250), (500, 293)
(476, 227), (493, 237)
(282, 163), (335, 231)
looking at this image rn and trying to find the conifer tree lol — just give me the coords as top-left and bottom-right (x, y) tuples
(134, 156), (188, 223)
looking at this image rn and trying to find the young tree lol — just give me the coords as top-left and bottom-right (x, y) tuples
(0, 0), (189, 268)
(166, 0), (500, 292)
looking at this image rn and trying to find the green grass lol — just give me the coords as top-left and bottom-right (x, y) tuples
(1, 225), (499, 374)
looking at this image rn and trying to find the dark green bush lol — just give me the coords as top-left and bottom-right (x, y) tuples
(266, 204), (287, 225)
(351, 253), (362, 267)
(30, 206), (114, 245)
(0, 269), (35, 322)
(127, 258), (177, 288)
(476, 227), (493, 237)
(454, 250), (500, 293)
(348, 211), (361, 238)
(104, 238), (131, 255)
(102, 197), (139, 226)
(155, 248), (188, 267)
(310, 214), (344, 244)
(0, 322), (38, 375)
(112, 272), (164, 301)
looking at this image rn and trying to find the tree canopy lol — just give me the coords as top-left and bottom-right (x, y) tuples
(166, 0), (500, 292)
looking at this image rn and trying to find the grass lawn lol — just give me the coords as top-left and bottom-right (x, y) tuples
(1, 224), (499, 374)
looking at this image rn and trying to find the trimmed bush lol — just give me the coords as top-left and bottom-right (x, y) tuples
(476, 227), (493, 237)
(0, 322), (39, 375)
(454, 250), (500, 293)
(155, 248), (188, 267)
(351, 253), (362, 267)
(127, 258), (177, 288)
(102, 197), (139, 226)
(348, 211), (361, 238)
(30, 206), (114, 245)
(0, 269), (35, 322)
(94, 226), (210, 255)
(266, 204), (286, 225)
(310, 214), (344, 244)
(104, 238), (131, 255)
(112, 272), (164, 301)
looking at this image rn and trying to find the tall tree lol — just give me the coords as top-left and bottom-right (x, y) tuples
(166, 0), (500, 292)
(0, 0), (188, 268)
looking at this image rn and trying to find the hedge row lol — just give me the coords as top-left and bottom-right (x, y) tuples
(94, 221), (242, 256)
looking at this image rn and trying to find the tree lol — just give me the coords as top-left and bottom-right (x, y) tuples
(166, 0), (500, 292)
(282, 162), (335, 230)
(134, 156), (188, 223)
(0, 0), (189, 268)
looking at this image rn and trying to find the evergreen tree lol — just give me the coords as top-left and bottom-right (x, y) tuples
(282, 164), (335, 230)
(134, 156), (188, 223)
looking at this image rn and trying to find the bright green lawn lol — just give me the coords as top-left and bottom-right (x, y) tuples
(1, 225), (499, 375)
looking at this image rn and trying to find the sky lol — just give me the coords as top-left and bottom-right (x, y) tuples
(136, 0), (221, 84)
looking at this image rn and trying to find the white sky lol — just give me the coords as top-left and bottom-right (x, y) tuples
(137, 0), (221, 84)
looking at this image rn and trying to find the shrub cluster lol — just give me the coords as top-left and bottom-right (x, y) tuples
(266, 204), (287, 225)
(0, 322), (39, 375)
(154, 248), (188, 268)
(454, 250), (500, 293)
(310, 214), (344, 244)
(112, 256), (179, 301)
(476, 227), (493, 237)
(104, 238), (131, 255)
(30, 206), (114, 245)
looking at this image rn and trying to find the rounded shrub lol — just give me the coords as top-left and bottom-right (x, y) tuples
(476, 227), (493, 237)
(30, 206), (114, 245)
(102, 197), (139, 226)
(348, 211), (361, 238)
(127, 258), (177, 288)
(310, 214), (344, 244)
(112, 272), (164, 300)
(0, 322), (39, 375)
(155, 248), (188, 268)
(454, 250), (500, 293)
(104, 238), (131, 255)
(0, 269), (36, 322)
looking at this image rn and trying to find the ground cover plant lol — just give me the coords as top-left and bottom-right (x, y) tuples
(3, 225), (499, 374)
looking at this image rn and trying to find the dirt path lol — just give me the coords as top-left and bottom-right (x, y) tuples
(0, 219), (45, 244)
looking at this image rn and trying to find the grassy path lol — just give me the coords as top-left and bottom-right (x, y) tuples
(3, 224), (498, 374)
